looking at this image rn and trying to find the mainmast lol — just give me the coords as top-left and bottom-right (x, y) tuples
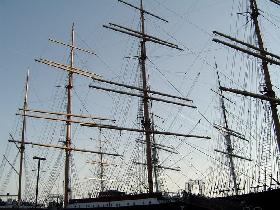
(139, 0), (153, 194)
(18, 70), (29, 204)
(64, 23), (74, 207)
(100, 0), (211, 194)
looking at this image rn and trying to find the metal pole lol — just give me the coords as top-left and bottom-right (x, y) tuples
(33, 156), (46, 209)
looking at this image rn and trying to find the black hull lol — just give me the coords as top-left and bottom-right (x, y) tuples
(66, 202), (210, 210)
(0, 203), (210, 210)
(217, 188), (280, 210)
(182, 188), (280, 210)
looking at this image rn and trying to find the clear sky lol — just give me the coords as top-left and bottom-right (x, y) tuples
(1, 0), (280, 202)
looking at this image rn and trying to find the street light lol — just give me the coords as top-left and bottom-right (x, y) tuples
(33, 156), (46, 208)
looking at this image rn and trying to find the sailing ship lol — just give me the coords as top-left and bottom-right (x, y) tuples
(1, 0), (280, 209)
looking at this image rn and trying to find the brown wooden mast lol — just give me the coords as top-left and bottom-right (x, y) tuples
(18, 70), (29, 205)
(64, 23), (74, 207)
(139, 0), (153, 193)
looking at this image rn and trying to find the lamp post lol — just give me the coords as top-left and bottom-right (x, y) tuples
(33, 156), (46, 208)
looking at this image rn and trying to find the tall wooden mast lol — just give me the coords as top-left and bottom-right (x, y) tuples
(139, 0), (153, 194)
(18, 70), (29, 204)
(250, 0), (280, 150)
(64, 23), (74, 207)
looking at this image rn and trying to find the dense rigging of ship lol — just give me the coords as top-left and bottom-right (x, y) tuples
(1, 0), (280, 209)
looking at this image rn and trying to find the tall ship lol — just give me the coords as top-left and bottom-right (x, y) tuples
(0, 0), (280, 209)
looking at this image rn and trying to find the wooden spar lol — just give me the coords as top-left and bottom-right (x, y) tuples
(3, 155), (19, 175)
(103, 24), (183, 50)
(213, 31), (280, 60)
(8, 140), (121, 157)
(108, 23), (179, 48)
(213, 124), (249, 142)
(35, 58), (192, 102)
(16, 113), (94, 124)
(19, 108), (115, 122)
(210, 88), (235, 104)
(117, 0), (168, 23)
(220, 86), (280, 104)
(133, 161), (181, 172)
(91, 83), (193, 102)
(214, 149), (252, 161)
(135, 140), (178, 154)
(80, 122), (211, 139)
(17, 113), (211, 139)
(48, 38), (96, 55)
(212, 38), (280, 66)
(35, 58), (101, 79)
(88, 85), (196, 108)
(18, 69), (29, 205)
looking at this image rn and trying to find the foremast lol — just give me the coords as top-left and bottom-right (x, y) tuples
(12, 24), (121, 207)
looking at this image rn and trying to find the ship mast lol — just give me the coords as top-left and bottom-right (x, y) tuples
(18, 70), (29, 205)
(64, 22), (74, 207)
(249, 0), (280, 150)
(100, 0), (211, 194)
(217, 72), (238, 195)
(139, 0), (153, 193)
(10, 24), (123, 207)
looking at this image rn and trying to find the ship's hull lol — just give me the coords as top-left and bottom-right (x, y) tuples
(66, 202), (210, 210)
(182, 188), (280, 210)
(66, 191), (211, 210)
(217, 188), (280, 210)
